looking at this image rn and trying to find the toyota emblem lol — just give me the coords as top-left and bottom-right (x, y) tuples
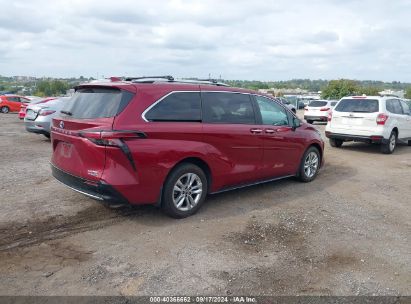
(59, 121), (65, 129)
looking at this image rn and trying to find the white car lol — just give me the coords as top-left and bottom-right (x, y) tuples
(304, 100), (337, 124)
(325, 96), (411, 154)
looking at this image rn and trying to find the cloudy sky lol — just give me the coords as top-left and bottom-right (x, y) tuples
(1, 0), (411, 81)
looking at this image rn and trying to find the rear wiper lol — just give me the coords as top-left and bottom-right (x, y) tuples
(60, 110), (72, 116)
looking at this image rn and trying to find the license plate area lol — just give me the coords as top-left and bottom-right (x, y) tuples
(60, 142), (73, 158)
(342, 118), (363, 125)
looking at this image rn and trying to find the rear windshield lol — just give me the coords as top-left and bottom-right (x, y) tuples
(334, 99), (379, 113)
(309, 101), (328, 107)
(61, 87), (134, 119)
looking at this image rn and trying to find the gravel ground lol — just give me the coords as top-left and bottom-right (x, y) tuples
(0, 111), (410, 296)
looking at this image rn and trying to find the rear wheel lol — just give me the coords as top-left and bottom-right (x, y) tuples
(43, 133), (50, 139)
(381, 131), (397, 154)
(307, 120), (313, 124)
(329, 138), (343, 148)
(298, 146), (321, 182)
(1, 106), (10, 114)
(162, 163), (208, 218)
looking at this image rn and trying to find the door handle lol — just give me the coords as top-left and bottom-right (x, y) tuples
(265, 129), (276, 134)
(250, 128), (263, 134)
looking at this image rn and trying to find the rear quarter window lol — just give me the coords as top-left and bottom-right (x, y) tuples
(334, 99), (379, 113)
(145, 92), (201, 122)
(61, 87), (134, 119)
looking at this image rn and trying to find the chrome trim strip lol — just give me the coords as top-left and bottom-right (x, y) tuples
(141, 90), (286, 122)
(54, 179), (104, 201)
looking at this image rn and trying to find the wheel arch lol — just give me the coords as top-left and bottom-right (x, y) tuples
(308, 142), (323, 161)
(156, 156), (212, 207)
(392, 127), (398, 137)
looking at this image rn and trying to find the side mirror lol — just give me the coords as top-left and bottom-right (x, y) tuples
(292, 117), (301, 130)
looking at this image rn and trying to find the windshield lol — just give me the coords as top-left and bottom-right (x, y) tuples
(334, 99), (379, 113)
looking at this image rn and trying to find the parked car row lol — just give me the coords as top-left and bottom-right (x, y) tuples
(12, 79), (410, 217)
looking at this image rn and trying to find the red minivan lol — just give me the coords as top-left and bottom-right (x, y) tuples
(51, 77), (324, 218)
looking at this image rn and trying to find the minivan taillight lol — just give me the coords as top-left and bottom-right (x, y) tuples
(376, 113), (389, 125)
(79, 130), (147, 171)
(320, 108), (330, 111)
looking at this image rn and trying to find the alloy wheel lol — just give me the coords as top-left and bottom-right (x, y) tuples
(304, 151), (319, 178)
(172, 173), (203, 211)
(389, 134), (396, 152)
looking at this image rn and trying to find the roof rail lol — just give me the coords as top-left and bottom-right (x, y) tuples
(125, 75), (229, 87)
(177, 79), (230, 87)
(125, 75), (174, 82)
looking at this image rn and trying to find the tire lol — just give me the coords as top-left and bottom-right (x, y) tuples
(307, 120), (313, 124)
(43, 133), (50, 139)
(1, 106), (10, 114)
(408, 140), (411, 147)
(329, 138), (343, 148)
(162, 163), (208, 218)
(292, 108), (296, 114)
(297, 146), (321, 182)
(380, 131), (397, 154)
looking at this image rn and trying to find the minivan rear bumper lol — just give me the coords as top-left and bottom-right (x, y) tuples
(325, 132), (387, 144)
(51, 163), (129, 205)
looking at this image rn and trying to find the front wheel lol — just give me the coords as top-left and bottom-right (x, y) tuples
(1, 106), (10, 113)
(381, 131), (397, 154)
(162, 163), (208, 218)
(298, 146), (321, 182)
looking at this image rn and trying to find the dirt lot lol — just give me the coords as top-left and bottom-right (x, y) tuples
(0, 112), (410, 296)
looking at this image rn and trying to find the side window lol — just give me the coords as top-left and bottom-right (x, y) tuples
(386, 99), (403, 115)
(331, 102), (337, 107)
(394, 99), (404, 114)
(202, 92), (255, 124)
(145, 92), (201, 122)
(255, 96), (289, 126)
(7, 97), (19, 102)
(400, 100), (410, 115)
